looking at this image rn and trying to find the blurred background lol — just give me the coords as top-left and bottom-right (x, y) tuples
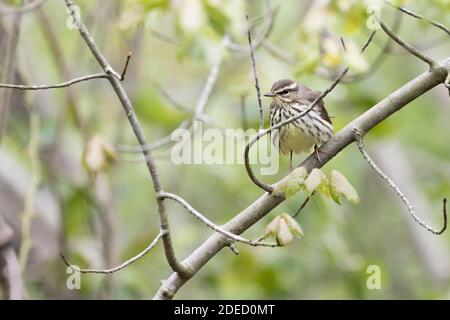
(0, 0), (449, 299)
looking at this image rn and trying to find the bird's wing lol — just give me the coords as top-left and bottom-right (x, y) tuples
(305, 90), (332, 125)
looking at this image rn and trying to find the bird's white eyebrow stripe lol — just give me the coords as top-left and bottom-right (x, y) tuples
(274, 82), (298, 93)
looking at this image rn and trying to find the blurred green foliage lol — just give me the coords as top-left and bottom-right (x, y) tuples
(2, 0), (450, 299)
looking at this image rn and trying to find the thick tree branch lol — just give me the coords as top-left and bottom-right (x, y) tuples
(154, 58), (450, 300)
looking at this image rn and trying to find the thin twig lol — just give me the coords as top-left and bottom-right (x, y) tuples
(292, 194), (313, 219)
(353, 129), (447, 235)
(60, 232), (164, 274)
(247, 15), (264, 131)
(120, 51), (132, 81)
(384, 0), (450, 37)
(0, 73), (109, 90)
(158, 192), (280, 247)
(379, 20), (439, 69)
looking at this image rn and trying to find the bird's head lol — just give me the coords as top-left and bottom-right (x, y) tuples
(264, 79), (299, 103)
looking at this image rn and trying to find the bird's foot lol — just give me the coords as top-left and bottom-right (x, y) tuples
(314, 145), (322, 164)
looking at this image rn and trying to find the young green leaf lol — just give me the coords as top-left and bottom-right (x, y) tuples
(304, 168), (332, 198)
(281, 213), (304, 238)
(273, 167), (308, 198)
(264, 216), (281, 238)
(330, 170), (360, 204)
(276, 218), (293, 246)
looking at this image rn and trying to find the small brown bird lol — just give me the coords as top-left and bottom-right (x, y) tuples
(264, 79), (333, 170)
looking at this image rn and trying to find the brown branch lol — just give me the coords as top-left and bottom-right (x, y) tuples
(120, 51), (132, 81)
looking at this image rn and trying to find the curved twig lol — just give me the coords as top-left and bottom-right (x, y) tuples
(158, 192), (280, 248)
(60, 232), (164, 274)
(379, 20), (439, 69)
(353, 129), (447, 235)
(384, 0), (450, 37)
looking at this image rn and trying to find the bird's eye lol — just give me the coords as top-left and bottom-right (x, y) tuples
(281, 90), (289, 95)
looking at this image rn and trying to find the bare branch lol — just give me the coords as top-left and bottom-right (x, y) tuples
(292, 194), (313, 219)
(0, 73), (109, 90)
(60, 232), (164, 274)
(384, 0), (450, 37)
(379, 20), (439, 69)
(120, 51), (132, 81)
(246, 15), (264, 131)
(353, 129), (447, 235)
(158, 192), (280, 248)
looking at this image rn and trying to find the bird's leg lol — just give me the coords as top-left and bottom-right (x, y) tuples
(314, 145), (322, 163)
(289, 151), (293, 172)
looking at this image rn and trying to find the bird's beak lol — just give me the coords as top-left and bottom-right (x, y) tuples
(264, 92), (275, 97)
